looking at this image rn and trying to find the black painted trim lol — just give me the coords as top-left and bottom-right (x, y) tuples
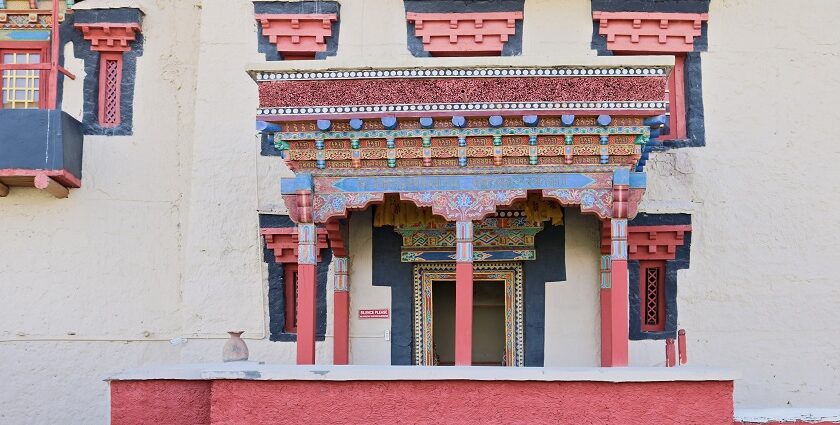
(523, 222), (566, 367)
(0, 110), (83, 179)
(627, 213), (692, 341)
(254, 1), (341, 61)
(260, 214), (330, 342)
(591, 0), (709, 13)
(63, 8), (144, 136)
(371, 222), (415, 365)
(403, 0), (524, 58)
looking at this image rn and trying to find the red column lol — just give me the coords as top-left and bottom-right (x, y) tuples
(454, 221), (474, 366)
(607, 218), (629, 366)
(604, 169), (631, 367)
(333, 257), (350, 365)
(296, 191), (317, 365)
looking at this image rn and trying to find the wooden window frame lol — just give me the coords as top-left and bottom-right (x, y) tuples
(0, 41), (50, 110)
(639, 260), (666, 332)
(284, 264), (299, 333)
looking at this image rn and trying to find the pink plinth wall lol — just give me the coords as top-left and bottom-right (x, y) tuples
(111, 380), (210, 424)
(112, 379), (733, 424)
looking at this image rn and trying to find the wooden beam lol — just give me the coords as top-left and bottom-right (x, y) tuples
(34, 173), (69, 198)
(0, 180), (9, 197)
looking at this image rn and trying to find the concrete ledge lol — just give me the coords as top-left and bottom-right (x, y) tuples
(108, 362), (739, 382)
(735, 408), (840, 424)
(110, 365), (738, 425)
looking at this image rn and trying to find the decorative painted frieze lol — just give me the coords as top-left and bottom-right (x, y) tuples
(0, 1), (67, 36)
(255, 13), (337, 60)
(406, 11), (523, 56)
(592, 12), (708, 53)
(255, 66), (669, 119)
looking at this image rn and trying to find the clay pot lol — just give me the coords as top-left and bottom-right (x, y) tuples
(222, 331), (249, 362)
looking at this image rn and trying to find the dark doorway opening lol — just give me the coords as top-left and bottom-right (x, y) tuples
(431, 280), (506, 366)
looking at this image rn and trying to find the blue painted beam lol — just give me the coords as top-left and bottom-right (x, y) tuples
(612, 168), (630, 186)
(644, 114), (668, 128)
(419, 117), (434, 129)
(451, 116), (466, 128)
(256, 121), (281, 133)
(280, 173), (314, 194)
(329, 173), (599, 193)
(629, 172), (647, 189)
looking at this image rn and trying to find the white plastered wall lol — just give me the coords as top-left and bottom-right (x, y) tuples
(0, 0), (838, 423)
(544, 209), (602, 367)
(347, 210), (392, 364)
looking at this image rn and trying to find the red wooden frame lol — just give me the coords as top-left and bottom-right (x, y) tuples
(662, 54), (687, 140)
(98, 52), (124, 127)
(639, 260), (666, 332)
(0, 41), (50, 109)
(284, 264), (299, 333)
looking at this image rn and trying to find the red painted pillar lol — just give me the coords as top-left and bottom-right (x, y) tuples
(296, 191), (317, 365)
(607, 170), (630, 367)
(665, 338), (676, 367)
(678, 329), (688, 365)
(609, 220), (629, 366)
(454, 221), (474, 366)
(333, 257), (350, 365)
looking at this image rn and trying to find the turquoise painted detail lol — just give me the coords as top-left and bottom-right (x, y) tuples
(274, 126), (650, 143)
(330, 173), (596, 193)
(2, 30), (51, 41)
(629, 172), (647, 189)
(613, 168), (631, 186)
(280, 173), (313, 194)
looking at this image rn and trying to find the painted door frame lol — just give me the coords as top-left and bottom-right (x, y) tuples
(413, 261), (524, 366)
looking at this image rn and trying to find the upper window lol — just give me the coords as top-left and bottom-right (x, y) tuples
(1, 46), (48, 109)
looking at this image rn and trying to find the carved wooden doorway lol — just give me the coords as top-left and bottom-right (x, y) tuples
(413, 262), (524, 366)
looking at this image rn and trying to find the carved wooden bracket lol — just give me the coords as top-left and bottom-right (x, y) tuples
(75, 23), (141, 53)
(261, 227), (329, 264)
(592, 12), (708, 53)
(406, 11), (523, 56)
(601, 223), (692, 260)
(255, 13), (337, 60)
